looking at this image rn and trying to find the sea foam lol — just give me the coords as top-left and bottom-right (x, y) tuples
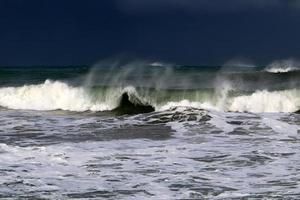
(229, 89), (300, 113)
(0, 80), (113, 111)
(0, 80), (299, 113)
(265, 59), (300, 73)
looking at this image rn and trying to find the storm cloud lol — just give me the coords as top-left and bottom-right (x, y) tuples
(116, 0), (288, 14)
(0, 0), (300, 65)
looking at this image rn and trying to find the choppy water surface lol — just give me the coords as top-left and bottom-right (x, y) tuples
(0, 63), (300, 199)
(0, 107), (299, 199)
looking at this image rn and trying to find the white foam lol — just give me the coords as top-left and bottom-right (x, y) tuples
(266, 66), (298, 73)
(0, 80), (115, 112)
(261, 115), (299, 135)
(158, 100), (216, 111)
(0, 80), (299, 113)
(158, 89), (300, 113)
(208, 111), (235, 133)
(229, 89), (300, 113)
(149, 62), (173, 67)
(265, 59), (300, 73)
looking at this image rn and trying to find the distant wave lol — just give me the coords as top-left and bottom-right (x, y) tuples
(0, 80), (299, 113)
(223, 58), (256, 68)
(266, 66), (299, 73)
(149, 62), (173, 67)
(150, 62), (165, 67)
(264, 59), (300, 73)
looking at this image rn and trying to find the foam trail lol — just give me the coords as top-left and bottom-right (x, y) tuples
(261, 115), (299, 135)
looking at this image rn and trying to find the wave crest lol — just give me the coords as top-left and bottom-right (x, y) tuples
(0, 80), (299, 113)
(265, 59), (300, 73)
(229, 90), (300, 113)
(0, 80), (113, 111)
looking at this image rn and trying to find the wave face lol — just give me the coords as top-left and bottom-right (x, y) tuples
(0, 61), (299, 113)
(0, 80), (142, 112)
(0, 80), (108, 111)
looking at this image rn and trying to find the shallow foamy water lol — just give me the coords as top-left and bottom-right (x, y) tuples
(0, 108), (300, 199)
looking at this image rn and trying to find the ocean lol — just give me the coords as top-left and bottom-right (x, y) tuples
(0, 60), (299, 199)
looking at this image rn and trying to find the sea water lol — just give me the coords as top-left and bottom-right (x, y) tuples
(0, 61), (299, 199)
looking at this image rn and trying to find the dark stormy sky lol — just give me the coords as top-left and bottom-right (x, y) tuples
(0, 0), (300, 66)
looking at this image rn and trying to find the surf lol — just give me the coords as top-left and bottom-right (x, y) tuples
(264, 59), (300, 73)
(0, 79), (299, 114)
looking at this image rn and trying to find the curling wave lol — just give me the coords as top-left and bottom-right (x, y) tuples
(0, 80), (117, 112)
(0, 80), (299, 113)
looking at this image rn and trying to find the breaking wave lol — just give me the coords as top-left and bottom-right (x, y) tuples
(0, 80), (119, 112)
(0, 80), (299, 113)
(229, 89), (300, 113)
(265, 59), (300, 73)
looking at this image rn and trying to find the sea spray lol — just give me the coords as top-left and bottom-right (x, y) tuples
(265, 59), (300, 73)
(0, 61), (299, 113)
